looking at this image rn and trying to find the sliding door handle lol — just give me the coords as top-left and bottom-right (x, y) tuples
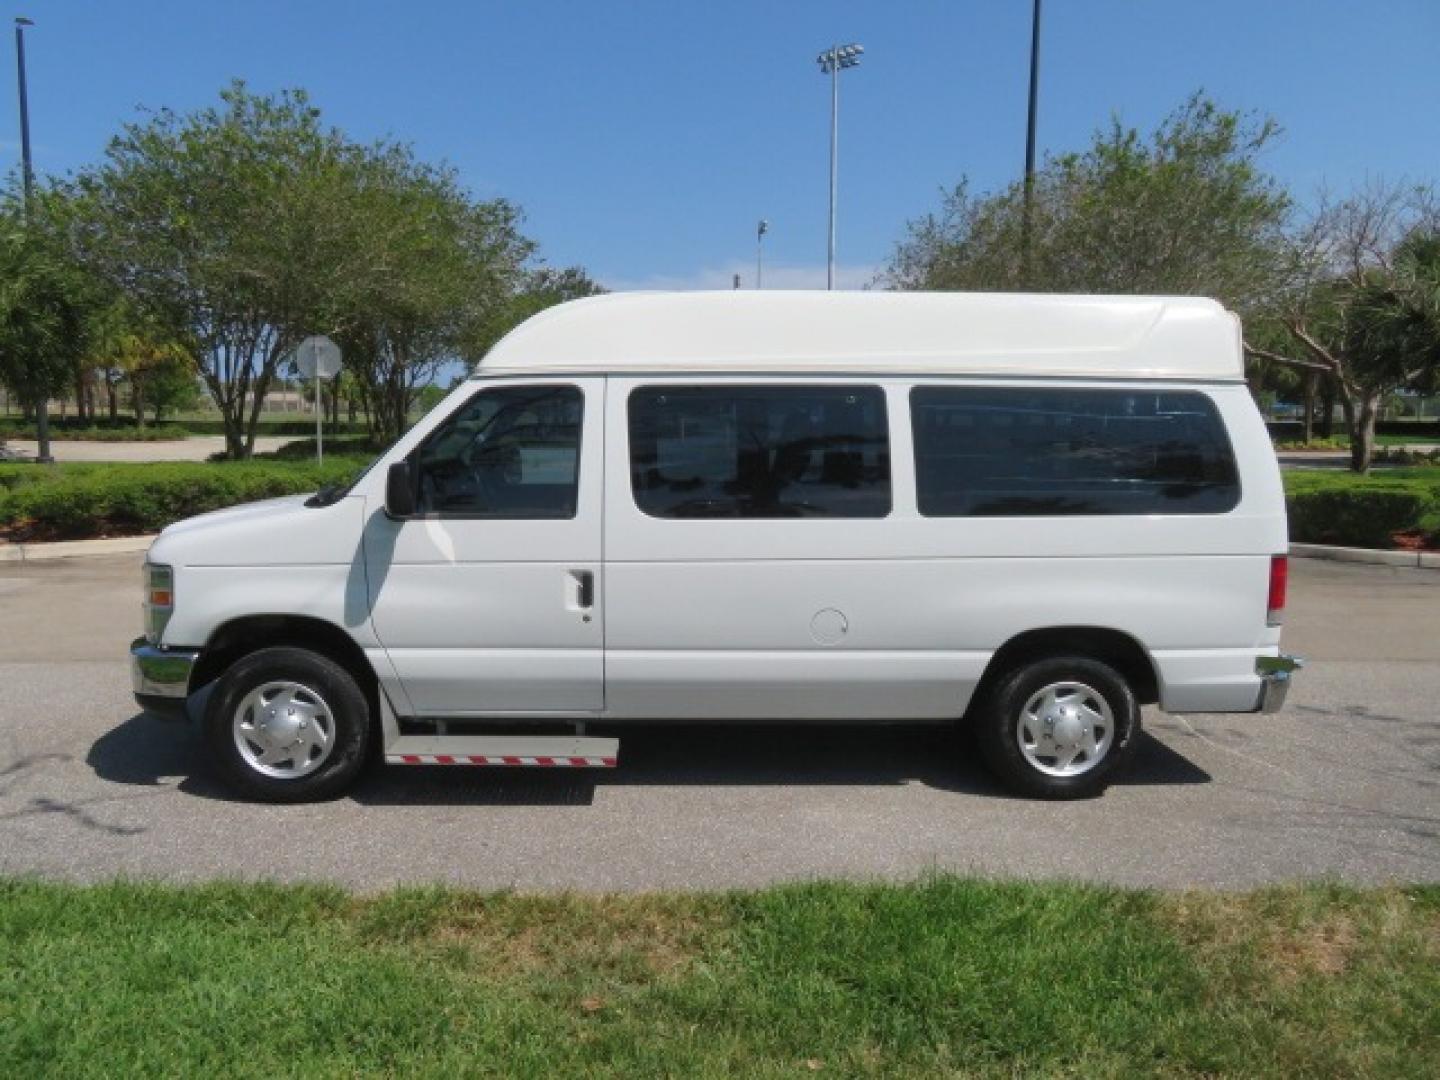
(575, 570), (594, 609)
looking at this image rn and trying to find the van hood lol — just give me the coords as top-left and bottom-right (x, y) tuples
(147, 494), (366, 568)
(159, 494), (312, 537)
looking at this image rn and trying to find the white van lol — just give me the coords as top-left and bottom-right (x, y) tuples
(131, 291), (1301, 802)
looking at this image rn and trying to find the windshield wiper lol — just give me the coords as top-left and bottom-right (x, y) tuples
(306, 483), (347, 508)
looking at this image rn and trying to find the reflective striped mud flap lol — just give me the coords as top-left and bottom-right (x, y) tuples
(384, 735), (618, 768)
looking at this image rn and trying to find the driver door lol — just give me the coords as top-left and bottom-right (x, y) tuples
(364, 379), (604, 717)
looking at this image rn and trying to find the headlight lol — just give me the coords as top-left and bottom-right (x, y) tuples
(143, 563), (174, 644)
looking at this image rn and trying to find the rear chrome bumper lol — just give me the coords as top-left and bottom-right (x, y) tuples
(1255, 654), (1304, 713)
(131, 637), (200, 720)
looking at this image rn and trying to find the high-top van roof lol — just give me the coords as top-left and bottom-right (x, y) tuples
(476, 290), (1243, 382)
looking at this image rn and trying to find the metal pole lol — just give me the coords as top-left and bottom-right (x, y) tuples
(827, 47), (839, 291)
(15, 17), (50, 464)
(312, 343), (323, 465)
(756, 219), (767, 290)
(15, 21), (33, 206)
(1021, 0), (1042, 287)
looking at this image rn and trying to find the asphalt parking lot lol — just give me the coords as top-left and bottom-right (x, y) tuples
(1, 553), (1436, 891)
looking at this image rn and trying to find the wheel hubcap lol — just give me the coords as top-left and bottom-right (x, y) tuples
(233, 681), (336, 780)
(1017, 680), (1114, 778)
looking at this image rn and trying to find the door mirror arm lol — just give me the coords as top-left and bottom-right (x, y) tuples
(385, 460), (418, 519)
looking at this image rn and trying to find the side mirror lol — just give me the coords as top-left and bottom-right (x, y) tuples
(385, 461), (417, 519)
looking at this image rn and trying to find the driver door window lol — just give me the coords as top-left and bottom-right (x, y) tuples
(416, 384), (583, 518)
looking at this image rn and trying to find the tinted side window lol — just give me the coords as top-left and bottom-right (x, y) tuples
(911, 387), (1239, 517)
(416, 384), (582, 518)
(629, 385), (891, 518)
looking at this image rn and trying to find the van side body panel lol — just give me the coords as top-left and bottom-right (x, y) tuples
(601, 378), (1284, 721)
(153, 497), (376, 652)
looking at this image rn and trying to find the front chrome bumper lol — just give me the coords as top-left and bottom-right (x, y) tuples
(1255, 654), (1304, 713)
(130, 636), (200, 700)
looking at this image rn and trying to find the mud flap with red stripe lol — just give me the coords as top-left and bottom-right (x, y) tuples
(383, 734), (618, 768)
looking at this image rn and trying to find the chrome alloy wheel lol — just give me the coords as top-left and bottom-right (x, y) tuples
(232, 681), (336, 779)
(1016, 680), (1114, 777)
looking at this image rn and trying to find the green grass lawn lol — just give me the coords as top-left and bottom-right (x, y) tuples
(1, 878), (1435, 1077)
(1283, 466), (1440, 491)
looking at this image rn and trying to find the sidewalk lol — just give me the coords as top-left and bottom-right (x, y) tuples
(0, 535), (155, 563)
(1277, 445), (1440, 470)
(4, 436), (291, 463)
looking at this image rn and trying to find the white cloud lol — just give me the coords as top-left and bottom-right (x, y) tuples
(603, 261), (881, 293)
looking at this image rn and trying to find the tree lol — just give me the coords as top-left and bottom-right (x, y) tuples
(75, 82), (356, 458)
(1245, 182), (1440, 471)
(1380, 230), (1440, 372)
(324, 143), (535, 442)
(132, 352), (201, 422)
(0, 197), (107, 458)
(74, 290), (199, 427)
(883, 94), (1292, 314)
(498, 265), (606, 330)
(57, 81), (595, 452)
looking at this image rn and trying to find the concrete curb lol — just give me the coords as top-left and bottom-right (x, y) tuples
(0, 534), (155, 563)
(1290, 542), (1440, 570)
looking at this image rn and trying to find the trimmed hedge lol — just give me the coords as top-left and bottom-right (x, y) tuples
(177, 418), (372, 437)
(261, 435), (390, 460)
(1272, 436), (1347, 451)
(0, 422), (190, 442)
(5, 456), (1438, 549)
(1284, 469), (1440, 548)
(0, 458), (367, 539)
(0, 417), (373, 440)
(1287, 488), (1434, 548)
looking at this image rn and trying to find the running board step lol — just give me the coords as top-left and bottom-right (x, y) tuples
(384, 734), (618, 768)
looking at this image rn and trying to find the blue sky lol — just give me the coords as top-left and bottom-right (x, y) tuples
(7, 1), (1438, 290)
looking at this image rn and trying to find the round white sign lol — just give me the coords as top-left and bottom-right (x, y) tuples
(293, 335), (342, 379)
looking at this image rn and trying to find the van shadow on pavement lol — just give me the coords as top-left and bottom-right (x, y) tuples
(88, 713), (1210, 808)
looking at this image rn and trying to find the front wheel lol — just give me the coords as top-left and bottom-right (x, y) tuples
(204, 646), (371, 803)
(974, 656), (1139, 799)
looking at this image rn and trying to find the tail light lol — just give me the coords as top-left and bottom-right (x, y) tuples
(1266, 555), (1288, 627)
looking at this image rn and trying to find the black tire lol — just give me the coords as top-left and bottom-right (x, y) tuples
(974, 656), (1139, 800)
(204, 646), (371, 803)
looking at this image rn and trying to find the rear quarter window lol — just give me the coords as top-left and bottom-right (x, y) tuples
(910, 387), (1240, 517)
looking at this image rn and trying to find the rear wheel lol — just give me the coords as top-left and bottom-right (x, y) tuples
(975, 656), (1139, 799)
(204, 646), (371, 803)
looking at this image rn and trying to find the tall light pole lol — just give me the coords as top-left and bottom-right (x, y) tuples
(816, 42), (862, 291)
(14, 15), (51, 463)
(756, 218), (768, 289)
(14, 17), (33, 206)
(1021, 0), (1042, 287)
